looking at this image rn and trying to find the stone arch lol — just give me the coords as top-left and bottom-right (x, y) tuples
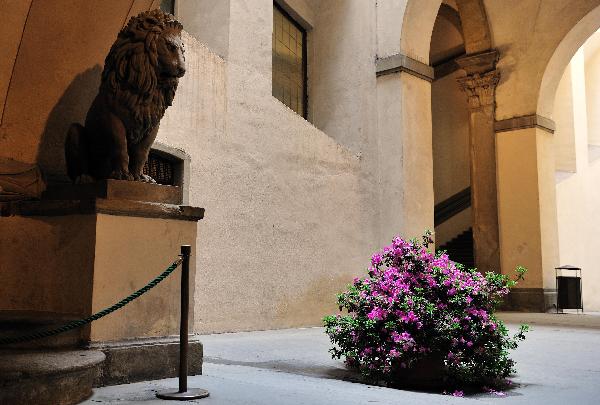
(400, 0), (443, 63)
(399, 0), (492, 64)
(454, 0), (492, 55)
(538, 4), (600, 118)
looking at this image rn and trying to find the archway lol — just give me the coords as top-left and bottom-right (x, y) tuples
(427, 0), (499, 274)
(546, 25), (600, 312)
(430, 3), (472, 267)
(492, 1), (600, 311)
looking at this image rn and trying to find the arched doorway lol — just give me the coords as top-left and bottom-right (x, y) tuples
(493, 2), (600, 311)
(550, 28), (600, 312)
(430, 3), (473, 267)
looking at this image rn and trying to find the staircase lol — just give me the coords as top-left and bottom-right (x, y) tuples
(438, 228), (474, 269)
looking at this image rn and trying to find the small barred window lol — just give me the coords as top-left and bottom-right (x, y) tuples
(143, 152), (175, 186)
(160, 0), (175, 15)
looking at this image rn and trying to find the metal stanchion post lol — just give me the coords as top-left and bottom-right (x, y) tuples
(157, 245), (209, 400)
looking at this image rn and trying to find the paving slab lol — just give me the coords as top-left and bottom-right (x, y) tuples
(86, 313), (600, 404)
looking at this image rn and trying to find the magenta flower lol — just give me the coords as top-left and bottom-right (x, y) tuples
(367, 307), (387, 321)
(324, 232), (528, 392)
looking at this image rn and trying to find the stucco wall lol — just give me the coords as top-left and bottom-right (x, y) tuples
(157, 25), (378, 333)
(175, 0), (230, 59)
(556, 48), (600, 311)
(431, 71), (471, 246)
(484, 0), (600, 120)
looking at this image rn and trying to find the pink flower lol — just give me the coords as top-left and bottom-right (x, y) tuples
(402, 311), (419, 323)
(371, 253), (383, 266)
(367, 307), (387, 321)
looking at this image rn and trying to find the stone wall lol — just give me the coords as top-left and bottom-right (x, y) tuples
(156, 28), (378, 333)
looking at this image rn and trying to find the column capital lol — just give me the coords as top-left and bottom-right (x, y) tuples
(457, 69), (500, 109)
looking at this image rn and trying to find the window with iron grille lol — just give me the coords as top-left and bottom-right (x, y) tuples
(160, 0), (175, 15)
(272, 2), (307, 118)
(143, 152), (175, 186)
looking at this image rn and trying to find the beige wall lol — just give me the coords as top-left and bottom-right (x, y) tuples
(585, 32), (600, 145)
(376, 72), (434, 244)
(157, 13), (379, 333)
(496, 127), (558, 290)
(175, 0), (230, 58)
(486, 0), (600, 120)
(431, 71), (471, 246)
(308, 0), (378, 165)
(432, 73), (469, 198)
(0, 215), (96, 317)
(553, 64), (577, 172)
(91, 214), (197, 342)
(556, 46), (600, 311)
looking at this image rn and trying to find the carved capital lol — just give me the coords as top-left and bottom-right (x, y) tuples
(457, 70), (500, 109)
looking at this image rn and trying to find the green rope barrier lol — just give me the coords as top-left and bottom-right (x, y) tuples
(0, 257), (183, 345)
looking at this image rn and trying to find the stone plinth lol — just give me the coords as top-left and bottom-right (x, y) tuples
(92, 336), (203, 386)
(0, 350), (105, 405)
(43, 179), (183, 205)
(0, 180), (205, 402)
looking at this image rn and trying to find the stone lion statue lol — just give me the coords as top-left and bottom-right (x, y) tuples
(65, 9), (185, 183)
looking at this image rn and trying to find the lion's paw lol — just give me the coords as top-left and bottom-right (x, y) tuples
(108, 169), (134, 181)
(140, 174), (157, 183)
(75, 174), (95, 184)
(132, 173), (157, 183)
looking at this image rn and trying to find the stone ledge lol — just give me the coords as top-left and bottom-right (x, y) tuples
(501, 288), (557, 312)
(0, 349), (105, 405)
(43, 179), (183, 205)
(90, 336), (203, 386)
(376, 53), (434, 82)
(0, 198), (204, 222)
(494, 114), (556, 134)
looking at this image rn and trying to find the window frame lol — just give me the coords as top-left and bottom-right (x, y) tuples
(273, 1), (308, 119)
(160, 0), (175, 15)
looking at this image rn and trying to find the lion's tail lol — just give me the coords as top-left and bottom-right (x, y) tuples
(65, 123), (90, 183)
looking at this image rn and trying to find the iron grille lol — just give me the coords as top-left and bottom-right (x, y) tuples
(143, 152), (175, 185)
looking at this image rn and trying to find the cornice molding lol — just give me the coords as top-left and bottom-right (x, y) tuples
(376, 53), (434, 82)
(494, 114), (555, 134)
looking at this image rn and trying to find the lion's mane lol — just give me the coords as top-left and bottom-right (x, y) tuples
(101, 9), (183, 144)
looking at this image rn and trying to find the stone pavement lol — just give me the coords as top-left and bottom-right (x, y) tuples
(85, 313), (600, 404)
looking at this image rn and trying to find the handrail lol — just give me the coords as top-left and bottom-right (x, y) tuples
(434, 187), (471, 227)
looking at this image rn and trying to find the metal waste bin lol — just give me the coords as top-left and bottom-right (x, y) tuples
(555, 265), (583, 313)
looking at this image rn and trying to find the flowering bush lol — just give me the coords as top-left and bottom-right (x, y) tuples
(324, 232), (527, 390)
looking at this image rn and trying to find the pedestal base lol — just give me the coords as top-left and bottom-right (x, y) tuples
(156, 388), (210, 400)
(501, 288), (557, 312)
(93, 336), (203, 386)
(0, 349), (105, 405)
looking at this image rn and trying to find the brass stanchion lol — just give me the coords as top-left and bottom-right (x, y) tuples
(157, 245), (209, 400)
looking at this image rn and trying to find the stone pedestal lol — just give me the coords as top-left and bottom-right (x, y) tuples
(0, 180), (205, 403)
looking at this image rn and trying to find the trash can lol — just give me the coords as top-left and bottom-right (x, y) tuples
(555, 265), (583, 313)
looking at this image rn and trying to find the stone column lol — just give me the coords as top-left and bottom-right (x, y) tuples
(376, 54), (435, 244)
(456, 51), (501, 272)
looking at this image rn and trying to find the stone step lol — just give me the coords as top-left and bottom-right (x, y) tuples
(0, 349), (105, 405)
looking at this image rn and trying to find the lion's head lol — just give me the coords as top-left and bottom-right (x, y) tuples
(101, 9), (185, 144)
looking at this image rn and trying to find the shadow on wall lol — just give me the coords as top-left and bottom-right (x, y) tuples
(37, 65), (102, 183)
